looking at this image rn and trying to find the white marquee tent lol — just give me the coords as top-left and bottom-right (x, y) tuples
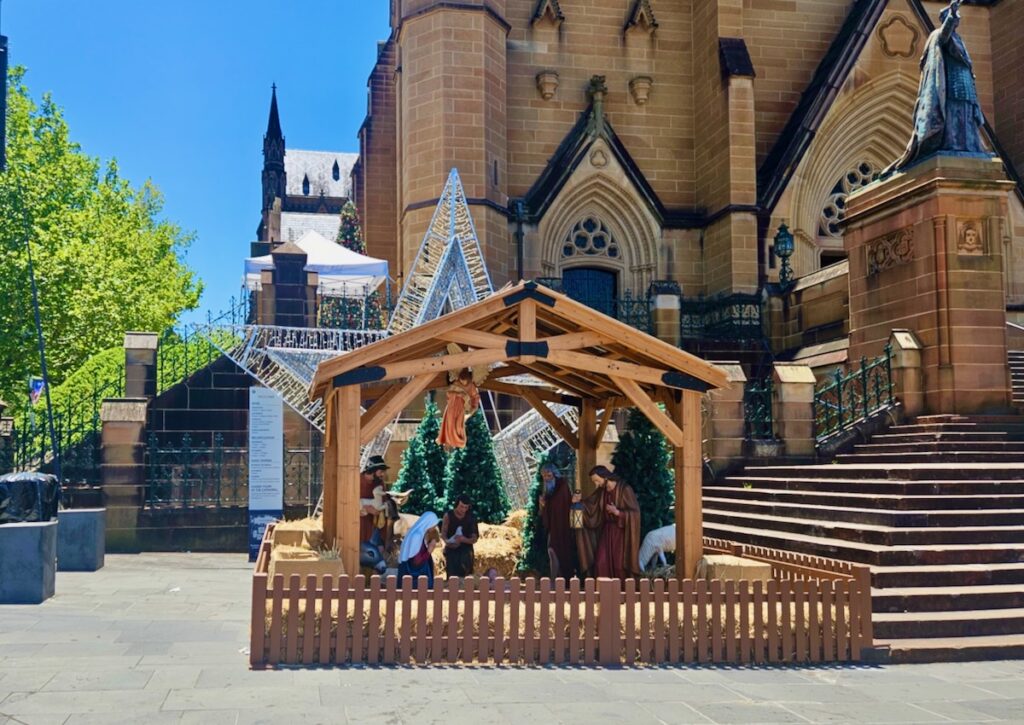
(244, 230), (388, 297)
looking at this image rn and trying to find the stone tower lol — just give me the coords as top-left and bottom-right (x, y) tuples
(260, 85), (287, 242)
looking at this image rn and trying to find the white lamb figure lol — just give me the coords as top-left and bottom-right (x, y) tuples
(638, 524), (676, 572)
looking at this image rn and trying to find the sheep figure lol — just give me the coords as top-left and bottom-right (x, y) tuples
(638, 524), (676, 572)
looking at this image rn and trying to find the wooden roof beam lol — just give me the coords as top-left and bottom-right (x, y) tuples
(610, 374), (685, 448)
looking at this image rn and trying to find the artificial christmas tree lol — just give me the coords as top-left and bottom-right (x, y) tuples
(419, 398), (448, 506)
(439, 409), (509, 524)
(391, 398), (447, 514)
(611, 408), (675, 541)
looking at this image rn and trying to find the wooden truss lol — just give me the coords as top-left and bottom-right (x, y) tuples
(310, 281), (730, 579)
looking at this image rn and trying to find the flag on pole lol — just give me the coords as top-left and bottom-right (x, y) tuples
(29, 377), (45, 405)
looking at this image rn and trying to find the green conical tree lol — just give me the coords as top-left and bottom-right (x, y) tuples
(419, 398), (448, 505)
(391, 398), (448, 514)
(392, 435), (435, 516)
(336, 200), (367, 254)
(611, 408), (675, 540)
(440, 410), (509, 523)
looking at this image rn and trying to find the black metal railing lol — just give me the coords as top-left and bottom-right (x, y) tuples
(563, 290), (653, 334)
(744, 376), (775, 440)
(145, 433), (322, 510)
(680, 293), (764, 342)
(813, 345), (895, 440)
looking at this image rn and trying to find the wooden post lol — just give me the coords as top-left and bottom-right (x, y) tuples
(674, 390), (703, 579)
(336, 384), (362, 577)
(597, 577), (621, 665)
(322, 391), (339, 547)
(577, 398), (598, 495)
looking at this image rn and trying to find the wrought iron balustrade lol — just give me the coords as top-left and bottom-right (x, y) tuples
(145, 433), (323, 510)
(744, 376), (775, 440)
(680, 293), (765, 342)
(813, 345), (895, 440)
(561, 289), (653, 334)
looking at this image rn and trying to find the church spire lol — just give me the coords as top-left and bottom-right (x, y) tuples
(261, 84), (287, 216)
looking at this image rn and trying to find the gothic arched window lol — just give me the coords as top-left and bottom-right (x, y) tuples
(332, 160), (341, 181)
(819, 161), (875, 238)
(561, 216), (620, 260)
(302, 173), (311, 196)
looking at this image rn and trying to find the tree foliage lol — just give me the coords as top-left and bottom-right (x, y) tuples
(321, 200), (384, 330)
(392, 398), (448, 515)
(0, 68), (201, 409)
(610, 408), (675, 540)
(440, 410), (509, 523)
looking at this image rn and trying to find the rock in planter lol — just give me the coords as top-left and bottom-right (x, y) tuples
(0, 520), (57, 603)
(57, 508), (106, 572)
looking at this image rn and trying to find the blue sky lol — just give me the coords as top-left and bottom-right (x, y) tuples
(3, 0), (391, 323)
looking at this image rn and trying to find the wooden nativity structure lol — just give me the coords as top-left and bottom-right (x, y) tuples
(309, 281), (730, 578)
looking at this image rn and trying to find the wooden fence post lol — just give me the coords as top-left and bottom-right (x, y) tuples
(598, 578), (621, 666)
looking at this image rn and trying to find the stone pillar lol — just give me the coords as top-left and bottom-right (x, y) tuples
(889, 329), (925, 420)
(845, 156), (1015, 414)
(706, 363), (746, 476)
(100, 398), (148, 552)
(772, 363), (817, 458)
(123, 332), (158, 399)
(648, 281), (681, 347)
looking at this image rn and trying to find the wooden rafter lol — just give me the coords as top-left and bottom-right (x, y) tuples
(359, 373), (437, 445)
(610, 374), (685, 447)
(595, 400), (617, 444)
(520, 386), (579, 449)
(546, 350), (679, 390)
(438, 328), (511, 350)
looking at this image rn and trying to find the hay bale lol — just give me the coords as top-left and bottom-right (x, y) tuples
(504, 509), (528, 532)
(271, 517), (323, 550)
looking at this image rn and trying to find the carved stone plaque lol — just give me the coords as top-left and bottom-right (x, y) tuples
(866, 227), (914, 276)
(957, 220), (985, 256)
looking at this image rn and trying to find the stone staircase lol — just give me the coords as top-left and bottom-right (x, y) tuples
(704, 414), (1024, 663)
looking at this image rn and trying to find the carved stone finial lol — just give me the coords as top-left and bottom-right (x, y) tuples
(629, 76), (653, 105)
(536, 71), (559, 101)
(532, 0), (564, 28)
(625, 0), (658, 35)
(587, 75), (608, 133)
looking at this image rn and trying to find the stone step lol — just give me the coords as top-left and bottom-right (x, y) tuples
(721, 475), (1024, 496)
(870, 563), (1024, 588)
(872, 584), (1024, 613)
(873, 608), (1024, 639)
(871, 431), (1021, 443)
(703, 508), (1024, 546)
(892, 423), (1024, 434)
(702, 520), (1024, 566)
(702, 496), (1024, 528)
(836, 451), (1024, 464)
(914, 414), (1024, 424)
(729, 466), (1024, 485)
(880, 633), (1024, 663)
(705, 485), (1024, 511)
(851, 441), (1024, 454)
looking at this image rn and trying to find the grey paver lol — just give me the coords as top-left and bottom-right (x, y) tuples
(2, 553), (1023, 723)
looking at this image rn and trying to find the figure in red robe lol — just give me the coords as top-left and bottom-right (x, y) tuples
(437, 369), (480, 449)
(576, 465), (641, 580)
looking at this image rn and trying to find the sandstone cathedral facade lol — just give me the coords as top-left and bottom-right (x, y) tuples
(347, 0), (1024, 327)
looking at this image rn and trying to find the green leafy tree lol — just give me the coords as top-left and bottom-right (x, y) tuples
(0, 68), (201, 410)
(323, 200), (385, 329)
(440, 409), (509, 523)
(611, 408), (675, 540)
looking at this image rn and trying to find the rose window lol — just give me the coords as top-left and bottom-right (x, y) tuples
(819, 162), (875, 238)
(562, 216), (620, 259)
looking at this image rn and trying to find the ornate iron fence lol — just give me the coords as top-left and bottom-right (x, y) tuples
(813, 345), (895, 440)
(680, 293), (764, 341)
(145, 433), (322, 511)
(744, 376), (775, 440)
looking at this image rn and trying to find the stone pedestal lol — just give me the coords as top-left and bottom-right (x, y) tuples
(844, 156), (1015, 415)
(706, 363), (746, 476)
(0, 521), (57, 603)
(100, 399), (148, 552)
(57, 508), (106, 571)
(649, 281), (681, 347)
(124, 332), (158, 399)
(890, 329), (925, 419)
(772, 363), (817, 458)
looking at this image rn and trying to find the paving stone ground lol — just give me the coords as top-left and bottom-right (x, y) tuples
(1, 553), (1022, 724)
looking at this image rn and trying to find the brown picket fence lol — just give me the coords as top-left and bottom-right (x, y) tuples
(250, 528), (873, 667)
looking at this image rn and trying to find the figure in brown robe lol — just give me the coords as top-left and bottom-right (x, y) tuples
(538, 463), (574, 580)
(575, 465), (641, 580)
